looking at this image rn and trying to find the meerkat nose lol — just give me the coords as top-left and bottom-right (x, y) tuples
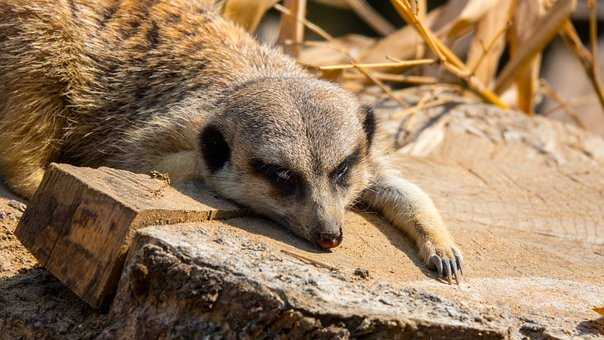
(316, 230), (343, 249)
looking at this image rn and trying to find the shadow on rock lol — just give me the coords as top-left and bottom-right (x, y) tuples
(577, 317), (604, 337)
(354, 208), (438, 281)
(222, 216), (324, 253)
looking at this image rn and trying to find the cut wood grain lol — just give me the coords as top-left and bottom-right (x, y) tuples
(14, 163), (242, 308)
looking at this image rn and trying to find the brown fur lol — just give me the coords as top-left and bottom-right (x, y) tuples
(0, 0), (463, 280)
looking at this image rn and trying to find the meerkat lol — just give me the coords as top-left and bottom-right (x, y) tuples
(0, 0), (463, 282)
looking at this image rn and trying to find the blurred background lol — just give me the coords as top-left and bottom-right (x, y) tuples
(225, 0), (604, 136)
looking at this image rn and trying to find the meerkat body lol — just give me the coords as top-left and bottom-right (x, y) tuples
(0, 0), (462, 281)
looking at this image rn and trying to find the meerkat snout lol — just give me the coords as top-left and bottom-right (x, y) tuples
(308, 195), (345, 249)
(315, 224), (343, 249)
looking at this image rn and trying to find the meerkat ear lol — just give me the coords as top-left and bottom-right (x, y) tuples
(199, 125), (231, 173)
(361, 105), (376, 150)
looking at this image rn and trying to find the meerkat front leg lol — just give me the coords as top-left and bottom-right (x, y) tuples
(361, 157), (463, 284)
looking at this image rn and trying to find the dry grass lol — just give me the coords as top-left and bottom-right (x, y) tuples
(223, 0), (604, 122)
(319, 58), (434, 71)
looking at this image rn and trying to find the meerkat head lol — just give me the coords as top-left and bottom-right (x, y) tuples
(198, 77), (376, 249)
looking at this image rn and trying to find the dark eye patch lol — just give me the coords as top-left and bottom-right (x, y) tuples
(330, 147), (361, 188)
(250, 159), (303, 197)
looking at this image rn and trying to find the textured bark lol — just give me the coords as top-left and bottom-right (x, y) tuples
(14, 164), (242, 308)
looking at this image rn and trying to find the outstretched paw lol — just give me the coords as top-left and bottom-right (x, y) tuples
(421, 240), (464, 285)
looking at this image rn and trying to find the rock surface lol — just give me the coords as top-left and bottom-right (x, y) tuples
(102, 153), (604, 339)
(105, 223), (507, 339)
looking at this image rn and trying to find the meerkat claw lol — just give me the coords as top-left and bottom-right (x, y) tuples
(429, 250), (463, 285)
(451, 257), (462, 284)
(454, 249), (464, 275)
(443, 260), (453, 284)
(430, 254), (443, 277)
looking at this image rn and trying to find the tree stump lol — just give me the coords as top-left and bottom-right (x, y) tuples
(14, 163), (242, 308)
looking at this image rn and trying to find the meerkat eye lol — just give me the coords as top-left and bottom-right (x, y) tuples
(330, 148), (361, 188)
(250, 159), (301, 196)
(333, 163), (349, 184)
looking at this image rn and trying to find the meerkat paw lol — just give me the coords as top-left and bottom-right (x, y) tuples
(418, 238), (463, 285)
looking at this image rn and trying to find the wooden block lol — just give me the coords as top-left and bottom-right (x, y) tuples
(15, 163), (243, 308)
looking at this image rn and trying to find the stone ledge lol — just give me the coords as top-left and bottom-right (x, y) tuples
(105, 223), (508, 339)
